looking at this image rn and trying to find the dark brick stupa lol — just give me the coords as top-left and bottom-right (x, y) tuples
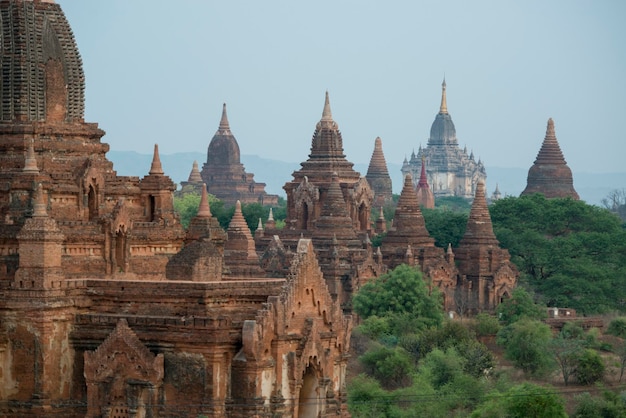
(200, 104), (279, 207)
(521, 118), (579, 199)
(365, 136), (393, 206)
(455, 181), (518, 312)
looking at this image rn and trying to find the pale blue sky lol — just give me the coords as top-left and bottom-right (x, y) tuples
(61, 1), (626, 174)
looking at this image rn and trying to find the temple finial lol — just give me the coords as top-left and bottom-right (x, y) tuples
(268, 207), (274, 222)
(219, 103), (231, 132)
(197, 184), (212, 217)
(546, 117), (555, 138)
(23, 139), (39, 173)
(149, 144), (164, 175)
(439, 77), (448, 114)
(32, 183), (47, 217)
(321, 91), (333, 122)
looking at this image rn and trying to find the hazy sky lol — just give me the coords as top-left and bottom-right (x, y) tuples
(61, 1), (626, 174)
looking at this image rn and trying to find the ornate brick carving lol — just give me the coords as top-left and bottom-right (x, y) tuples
(84, 319), (164, 418)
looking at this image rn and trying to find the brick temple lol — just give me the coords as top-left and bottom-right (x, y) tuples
(199, 103), (279, 207)
(521, 118), (579, 199)
(365, 136), (393, 206)
(0, 1), (518, 417)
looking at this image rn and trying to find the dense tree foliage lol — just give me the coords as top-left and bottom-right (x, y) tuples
(471, 383), (567, 418)
(435, 196), (472, 212)
(422, 208), (468, 248)
(490, 194), (626, 314)
(352, 264), (443, 330)
(496, 287), (546, 326)
(574, 349), (605, 385)
(497, 319), (554, 377)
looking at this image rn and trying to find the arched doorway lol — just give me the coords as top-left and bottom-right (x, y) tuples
(301, 202), (309, 230)
(358, 202), (369, 231)
(115, 229), (127, 273)
(88, 184), (98, 220)
(148, 195), (156, 222)
(298, 366), (319, 418)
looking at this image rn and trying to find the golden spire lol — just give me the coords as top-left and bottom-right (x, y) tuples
(439, 77), (448, 114)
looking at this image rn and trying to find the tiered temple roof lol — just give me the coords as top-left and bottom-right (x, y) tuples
(455, 181), (518, 312)
(365, 136), (393, 206)
(521, 118), (579, 199)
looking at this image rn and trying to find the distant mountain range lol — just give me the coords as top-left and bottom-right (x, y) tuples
(107, 150), (626, 206)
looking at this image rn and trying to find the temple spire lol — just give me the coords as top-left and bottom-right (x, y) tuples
(219, 103), (231, 133)
(197, 184), (212, 218)
(439, 77), (448, 114)
(23, 139), (39, 173)
(460, 181), (498, 245)
(32, 183), (47, 217)
(321, 91), (333, 122)
(418, 156), (429, 188)
(149, 144), (164, 175)
(187, 160), (202, 183)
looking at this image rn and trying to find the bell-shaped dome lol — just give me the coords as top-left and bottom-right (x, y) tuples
(428, 79), (458, 146)
(206, 103), (241, 166)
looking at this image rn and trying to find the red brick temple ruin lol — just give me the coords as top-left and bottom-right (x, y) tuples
(365, 136), (393, 206)
(200, 103), (279, 207)
(521, 118), (579, 199)
(415, 157), (435, 209)
(0, 1), (519, 417)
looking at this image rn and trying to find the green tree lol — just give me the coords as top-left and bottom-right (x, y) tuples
(360, 344), (413, 389)
(435, 196), (472, 212)
(497, 319), (554, 377)
(549, 336), (583, 386)
(607, 317), (626, 338)
(471, 383), (567, 418)
(572, 392), (626, 418)
(173, 191), (219, 228)
(458, 339), (495, 378)
(490, 194), (626, 314)
(574, 349), (605, 385)
(504, 383), (567, 418)
(352, 264), (444, 331)
(347, 374), (402, 418)
(422, 208), (468, 248)
(471, 313), (501, 337)
(420, 347), (464, 389)
(496, 287), (546, 326)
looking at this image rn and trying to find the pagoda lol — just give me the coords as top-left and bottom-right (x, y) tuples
(402, 79), (486, 198)
(521, 118), (579, 199)
(200, 104), (279, 206)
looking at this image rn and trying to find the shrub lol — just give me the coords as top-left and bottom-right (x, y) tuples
(575, 349), (605, 385)
(360, 345), (413, 389)
(607, 317), (626, 338)
(497, 319), (554, 377)
(472, 313), (501, 336)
